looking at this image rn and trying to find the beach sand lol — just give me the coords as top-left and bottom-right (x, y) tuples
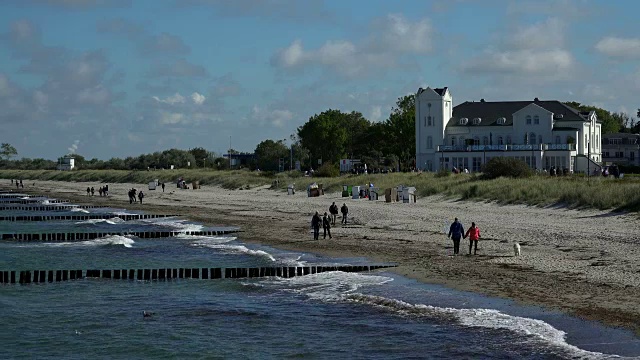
(11, 180), (640, 334)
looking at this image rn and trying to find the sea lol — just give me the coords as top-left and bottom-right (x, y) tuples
(1, 194), (639, 359)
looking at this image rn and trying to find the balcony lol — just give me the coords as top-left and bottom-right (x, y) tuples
(437, 143), (576, 152)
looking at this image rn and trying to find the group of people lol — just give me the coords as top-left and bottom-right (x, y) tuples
(86, 185), (109, 197)
(310, 202), (350, 240)
(447, 218), (481, 255)
(12, 179), (23, 189)
(128, 188), (144, 204)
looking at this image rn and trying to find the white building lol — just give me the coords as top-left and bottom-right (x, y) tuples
(415, 87), (602, 173)
(57, 156), (75, 171)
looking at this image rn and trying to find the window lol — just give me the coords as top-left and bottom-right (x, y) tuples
(473, 136), (480, 145)
(459, 137), (466, 146)
(595, 135), (599, 149)
(524, 133), (529, 144)
(526, 115), (532, 125)
(472, 157), (482, 172)
(538, 135), (542, 145)
(483, 136), (489, 145)
(530, 132), (537, 145)
(459, 117), (468, 125)
(555, 136), (561, 144)
(534, 115), (539, 125)
(497, 117), (506, 125)
(585, 134), (588, 148)
(498, 136), (503, 145)
(609, 138), (622, 145)
(631, 152), (635, 160)
(427, 136), (433, 149)
(615, 151), (624, 158)
(604, 151), (609, 157)
(428, 116), (432, 126)
(506, 136), (512, 145)
(472, 117), (482, 125)
(451, 136), (456, 146)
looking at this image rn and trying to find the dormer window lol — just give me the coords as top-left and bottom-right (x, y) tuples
(459, 117), (469, 125)
(496, 117), (506, 125)
(472, 117), (482, 125)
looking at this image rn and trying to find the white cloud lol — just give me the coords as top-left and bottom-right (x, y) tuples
(191, 92), (205, 105)
(67, 140), (79, 153)
(460, 18), (574, 76)
(152, 93), (186, 105)
(271, 14), (432, 78)
(251, 105), (293, 127)
(159, 111), (186, 125)
(369, 106), (382, 122)
(595, 37), (640, 60)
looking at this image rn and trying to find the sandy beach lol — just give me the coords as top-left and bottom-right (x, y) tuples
(9, 180), (640, 334)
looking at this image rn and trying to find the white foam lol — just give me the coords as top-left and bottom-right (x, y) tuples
(39, 199), (50, 204)
(193, 243), (276, 262)
(345, 294), (625, 360)
(182, 235), (237, 243)
(70, 208), (90, 213)
(45, 235), (135, 248)
(143, 218), (203, 233)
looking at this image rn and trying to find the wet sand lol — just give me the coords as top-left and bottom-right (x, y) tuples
(10, 180), (640, 334)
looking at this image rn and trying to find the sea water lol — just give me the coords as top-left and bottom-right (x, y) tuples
(0, 197), (639, 359)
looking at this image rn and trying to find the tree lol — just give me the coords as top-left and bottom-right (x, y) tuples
(297, 109), (352, 167)
(1, 143), (17, 160)
(564, 102), (620, 134)
(384, 95), (416, 170)
(254, 139), (289, 171)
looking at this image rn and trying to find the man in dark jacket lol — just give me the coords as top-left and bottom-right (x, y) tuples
(447, 217), (465, 255)
(340, 203), (348, 224)
(329, 202), (338, 225)
(311, 211), (322, 240)
(322, 212), (332, 239)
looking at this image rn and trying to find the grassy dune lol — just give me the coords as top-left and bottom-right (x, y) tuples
(1, 169), (639, 212)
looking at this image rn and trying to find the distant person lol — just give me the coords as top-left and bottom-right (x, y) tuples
(138, 191), (144, 204)
(86, 187), (91, 196)
(341, 203), (348, 224)
(128, 189), (134, 204)
(20, 180), (23, 188)
(322, 212), (332, 239)
(465, 222), (481, 255)
(448, 217), (465, 255)
(161, 183), (165, 192)
(329, 202), (338, 225)
(11, 179), (13, 185)
(90, 187), (94, 196)
(311, 211), (322, 240)
(105, 185), (109, 196)
(16, 182), (19, 189)
(98, 187), (103, 197)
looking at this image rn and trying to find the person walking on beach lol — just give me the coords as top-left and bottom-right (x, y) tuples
(20, 180), (23, 188)
(322, 212), (332, 239)
(138, 191), (144, 204)
(329, 202), (338, 225)
(161, 182), (165, 192)
(311, 211), (322, 240)
(448, 217), (465, 255)
(90, 187), (95, 196)
(341, 203), (348, 224)
(86, 187), (91, 196)
(465, 222), (481, 255)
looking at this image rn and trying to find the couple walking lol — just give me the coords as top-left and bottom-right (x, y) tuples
(447, 218), (480, 255)
(311, 211), (332, 240)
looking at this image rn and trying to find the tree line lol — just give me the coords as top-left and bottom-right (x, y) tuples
(1, 98), (638, 172)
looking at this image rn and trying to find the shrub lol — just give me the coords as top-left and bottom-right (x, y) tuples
(434, 167), (450, 178)
(482, 157), (533, 179)
(315, 162), (339, 177)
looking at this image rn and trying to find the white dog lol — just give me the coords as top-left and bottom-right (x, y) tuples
(513, 242), (521, 257)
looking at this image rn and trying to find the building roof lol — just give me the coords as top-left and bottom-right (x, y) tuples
(433, 87), (448, 96)
(447, 100), (589, 127)
(602, 132), (640, 139)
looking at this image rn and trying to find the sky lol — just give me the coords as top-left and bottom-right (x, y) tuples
(1, 0), (639, 160)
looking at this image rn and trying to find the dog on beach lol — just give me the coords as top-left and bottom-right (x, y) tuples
(513, 242), (521, 257)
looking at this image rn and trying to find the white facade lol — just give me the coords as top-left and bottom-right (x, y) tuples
(415, 87), (602, 173)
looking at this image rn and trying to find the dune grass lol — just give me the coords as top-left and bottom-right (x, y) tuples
(2, 169), (639, 212)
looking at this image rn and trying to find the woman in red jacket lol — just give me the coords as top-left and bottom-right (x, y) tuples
(465, 222), (480, 255)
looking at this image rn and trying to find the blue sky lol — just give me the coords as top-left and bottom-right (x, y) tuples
(1, 0), (639, 160)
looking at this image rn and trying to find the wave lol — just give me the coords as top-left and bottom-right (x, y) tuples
(346, 294), (628, 359)
(142, 217), (204, 233)
(180, 234), (237, 243)
(70, 208), (90, 213)
(45, 235), (135, 248)
(192, 242), (276, 262)
(75, 217), (124, 225)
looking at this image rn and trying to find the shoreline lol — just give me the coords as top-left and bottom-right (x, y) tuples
(5, 180), (640, 335)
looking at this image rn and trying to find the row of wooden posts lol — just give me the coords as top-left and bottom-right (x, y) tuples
(1, 265), (397, 285)
(2, 229), (241, 241)
(0, 214), (181, 222)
